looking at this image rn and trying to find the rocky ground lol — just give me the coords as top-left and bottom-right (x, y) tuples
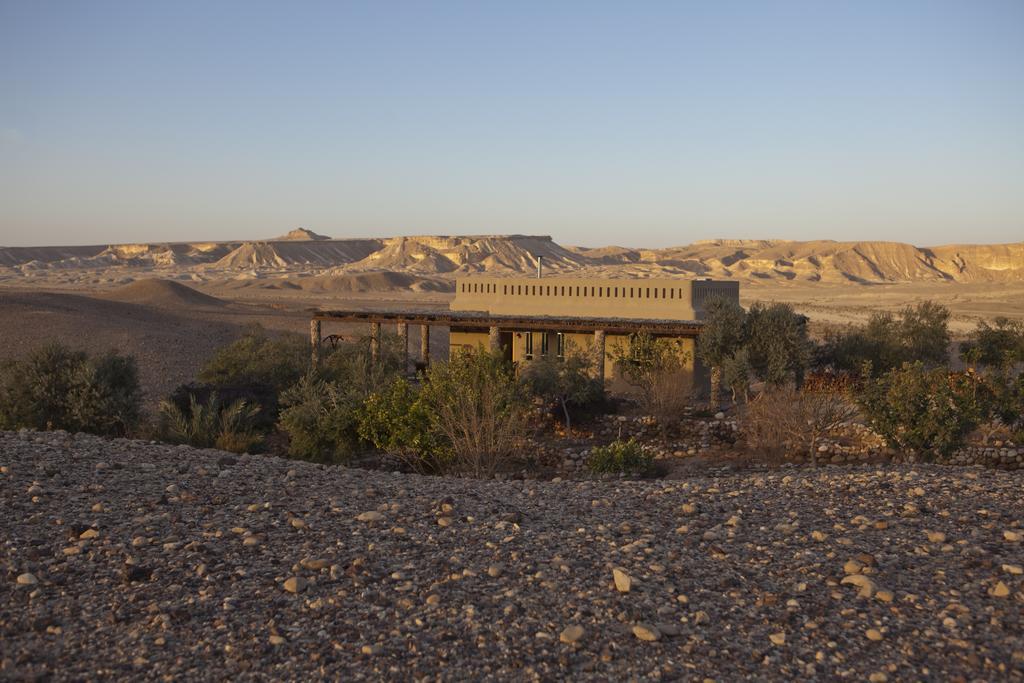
(2, 430), (1023, 681)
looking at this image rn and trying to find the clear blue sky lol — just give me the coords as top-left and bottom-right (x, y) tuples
(1, 0), (1022, 248)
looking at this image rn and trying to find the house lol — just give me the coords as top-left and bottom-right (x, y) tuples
(310, 275), (739, 393)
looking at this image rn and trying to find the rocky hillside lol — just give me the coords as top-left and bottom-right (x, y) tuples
(2, 234), (1023, 285)
(2, 430), (1022, 679)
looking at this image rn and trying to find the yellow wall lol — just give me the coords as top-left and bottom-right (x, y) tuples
(448, 328), (698, 395)
(451, 276), (738, 321)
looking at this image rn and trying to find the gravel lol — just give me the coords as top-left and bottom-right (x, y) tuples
(2, 429), (1023, 680)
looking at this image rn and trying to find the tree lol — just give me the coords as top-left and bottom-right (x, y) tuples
(960, 317), (1024, 370)
(696, 297), (747, 408)
(721, 347), (752, 402)
(519, 350), (603, 432)
(899, 301), (951, 367)
(743, 302), (810, 387)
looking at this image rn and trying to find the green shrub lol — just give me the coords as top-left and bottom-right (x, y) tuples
(697, 296), (747, 407)
(856, 362), (988, 457)
(357, 377), (445, 472)
(420, 348), (529, 477)
(519, 350), (604, 431)
(277, 372), (364, 463)
(587, 438), (652, 475)
(610, 331), (693, 438)
(0, 344), (141, 436)
(199, 328), (309, 394)
(960, 317), (1024, 370)
(158, 392), (262, 453)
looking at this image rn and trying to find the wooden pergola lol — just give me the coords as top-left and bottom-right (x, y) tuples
(310, 308), (704, 378)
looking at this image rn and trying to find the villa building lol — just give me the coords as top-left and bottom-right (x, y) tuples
(310, 275), (739, 393)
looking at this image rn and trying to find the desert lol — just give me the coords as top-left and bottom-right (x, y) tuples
(5, 2), (1024, 679)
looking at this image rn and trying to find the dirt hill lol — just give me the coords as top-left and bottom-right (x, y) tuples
(277, 228), (332, 241)
(103, 279), (227, 308)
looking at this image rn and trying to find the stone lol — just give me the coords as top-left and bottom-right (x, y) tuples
(487, 564), (504, 578)
(769, 632), (786, 645)
(356, 511), (385, 522)
(79, 528), (100, 540)
(840, 574), (877, 598)
(1002, 564), (1023, 575)
(875, 590), (894, 603)
(290, 518), (307, 529)
(1004, 530), (1023, 542)
(437, 516), (454, 527)
(811, 531), (828, 542)
(283, 576), (307, 594)
(843, 559), (864, 575)
(632, 624), (661, 641)
(989, 581), (1010, 598)
(269, 635), (286, 645)
(301, 558), (329, 570)
(612, 568), (632, 593)
(560, 624), (585, 644)
(866, 628), (884, 641)
(16, 573), (38, 586)
(926, 531), (946, 543)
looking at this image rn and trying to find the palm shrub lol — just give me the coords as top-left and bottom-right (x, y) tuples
(158, 392), (262, 453)
(0, 344), (141, 436)
(587, 438), (652, 476)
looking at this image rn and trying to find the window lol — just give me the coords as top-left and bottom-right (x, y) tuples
(541, 332), (549, 356)
(670, 288), (674, 299)
(525, 333), (533, 360)
(630, 287), (634, 298)
(645, 287), (650, 298)
(556, 332), (565, 358)
(614, 287), (619, 297)
(503, 285), (507, 295)
(546, 286), (551, 296)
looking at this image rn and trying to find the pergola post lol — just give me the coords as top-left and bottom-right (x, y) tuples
(488, 325), (501, 353)
(396, 322), (409, 373)
(593, 329), (606, 382)
(420, 325), (430, 367)
(369, 322), (381, 363)
(310, 319), (322, 367)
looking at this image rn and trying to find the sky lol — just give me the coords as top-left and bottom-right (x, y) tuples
(1, 1), (1022, 248)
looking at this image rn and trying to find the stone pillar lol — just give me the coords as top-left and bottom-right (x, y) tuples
(310, 319), (322, 367)
(369, 322), (381, 363)
(420, 325), (430, 367)
(488, 326), (501, 353)
(396, 322), (409, 373)
(593, 329), (607, 382)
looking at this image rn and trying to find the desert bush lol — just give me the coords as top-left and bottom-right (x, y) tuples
(199, 327), (309, 394)
(320, 331), (406, 393)
(277, 334), (407, 464)
(587, 438), (652, 476)
(821, 302), (951, 376)
(960, 317), (1024, 370)
(696, 296), (747, 407)
(742, 385), (859, 465)
(420, 348), (529, 477)
(856, 362), (988, 458)
(611, 331), (693, 438)
(357, 377), (445, 472)
(519, 349), (604, 431)
(277, 372), (364, 463)
(158, 392), (262, 453)
(0, 344), (141, 436)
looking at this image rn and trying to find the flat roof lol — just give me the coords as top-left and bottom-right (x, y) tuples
(312, 308), (704, 335)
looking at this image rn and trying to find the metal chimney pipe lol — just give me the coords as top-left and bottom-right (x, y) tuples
(537, 256), (543, 279)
